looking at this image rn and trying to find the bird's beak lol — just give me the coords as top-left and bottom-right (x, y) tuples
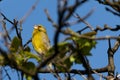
(34, 25), (38, 29)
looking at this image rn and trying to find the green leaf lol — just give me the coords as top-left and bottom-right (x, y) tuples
(54, 57), (73, 71)
(20, 51), (41, 62)
(66, 31), (97, 64)
(8, 53), (23, 65)
(10, 36), (21, 52)
(25, 75), (32, 80)
(47, 42), (73, 71)
(70, 55), (75, 62)
(23, 62), (36, 80)
(47, 42), (72, 57)
(0, 55), (7, 65)
(23, 62), (36, 72)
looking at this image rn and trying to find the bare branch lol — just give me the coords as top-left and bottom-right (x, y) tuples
(1, 20), (11, 41)
(44, 9), (58, 28)
(63, 0), (88, 21)
(96, 0), (120, 17)
(61, 28), (120, 40)
(106, 7), (120, 17)
(73, 13), (94, 31)
(0, 12), (14, 24)
(107, 38), (120, 76)
(23, 38), (32, 48)
(64, 8), (95, 26)
(38, 66), (108, 75)
(3, 67), (11, 80)
(95, 25), (120, 32)
(19, 0), (40, 24)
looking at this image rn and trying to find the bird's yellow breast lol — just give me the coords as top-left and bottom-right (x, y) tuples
(32, 26), (50, 55)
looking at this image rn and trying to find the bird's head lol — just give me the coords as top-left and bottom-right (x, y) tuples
(34, 25), (46, 33)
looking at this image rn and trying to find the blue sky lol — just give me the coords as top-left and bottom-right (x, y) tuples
(0, 0), (120, 80)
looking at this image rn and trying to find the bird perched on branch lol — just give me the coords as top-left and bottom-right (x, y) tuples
(32, 25), (50, 56)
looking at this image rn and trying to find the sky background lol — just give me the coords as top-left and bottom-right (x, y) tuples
(0, 0), (120, 80)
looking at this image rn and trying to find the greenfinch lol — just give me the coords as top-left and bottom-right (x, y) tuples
(32, 25), (50, 55)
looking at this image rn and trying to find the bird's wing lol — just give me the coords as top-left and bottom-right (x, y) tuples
(42, 33), (51, 49)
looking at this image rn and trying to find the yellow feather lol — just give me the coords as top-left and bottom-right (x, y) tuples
(32, 25), (50, 55)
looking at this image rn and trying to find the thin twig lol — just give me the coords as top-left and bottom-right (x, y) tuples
(23, 38), (32, 48)
(16, 70), (20, 80)
(73, 13), (94, 31)
(64, 0), (88, 21)
(0, 67), (2, 80)
(96, 0), (120, 17)
(64, 8), (95, 26)
(44, 9), (58, 28)
(92, 70), (107, 79)
(77, 70), (88, 80)
(95, 25), (120, 32)
(62, 28), (120, 40)
(38, 66), (108, 75)
(3, 67), (11, 80)
(106, 7), (120, 17)
(1, 20), (11, 41)
(19, 0), (40, 24)
(0, 12), (14, 24)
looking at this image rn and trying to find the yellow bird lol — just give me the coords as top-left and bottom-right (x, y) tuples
(32, 25), (50, 55)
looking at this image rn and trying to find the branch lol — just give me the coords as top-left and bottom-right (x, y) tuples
(95, 25), (120, 32)
(64, 8), (95, 26)
(1, 20), (11, 41)
(23, 38), (32, 48)
(73, 13), (94, 31)
(38, 66), (108, 75)
(0, 12), (14, 24)
(44, 9), (58, 28)
(63, 0), (88, 21)
(3, 67), (11, 80)
(38, 0), (89, 70)
(62, 28), (120, 40)
(19, 0), (40, 24)
(106, 7), (120, 17)
(107, 38), (120, 76)
(96, 0), (120, 17)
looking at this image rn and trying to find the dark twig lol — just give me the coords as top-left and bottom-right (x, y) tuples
(32, 73), (39, 80)
(1, 20), (11, 41)
(77, 26), (88, 34)
(0, 12), (14, 24)
(3, 67), (11, 80)
(77, 51), (94, 79)
(95, 25), (120, 32)
(0, 47), (9, 62)
(106, 7), (120, 17)
(23, 38), (32, 48)
(96, 0), (120, 17)
(38, 66), (108, 75)
(0, 67), (2, 80)
(64, 0), (88, 21)
(13, 19), (20, 38)
(16, 70), (20, 80)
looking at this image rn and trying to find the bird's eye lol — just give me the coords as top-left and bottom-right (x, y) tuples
(38, 25), (42, 27)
